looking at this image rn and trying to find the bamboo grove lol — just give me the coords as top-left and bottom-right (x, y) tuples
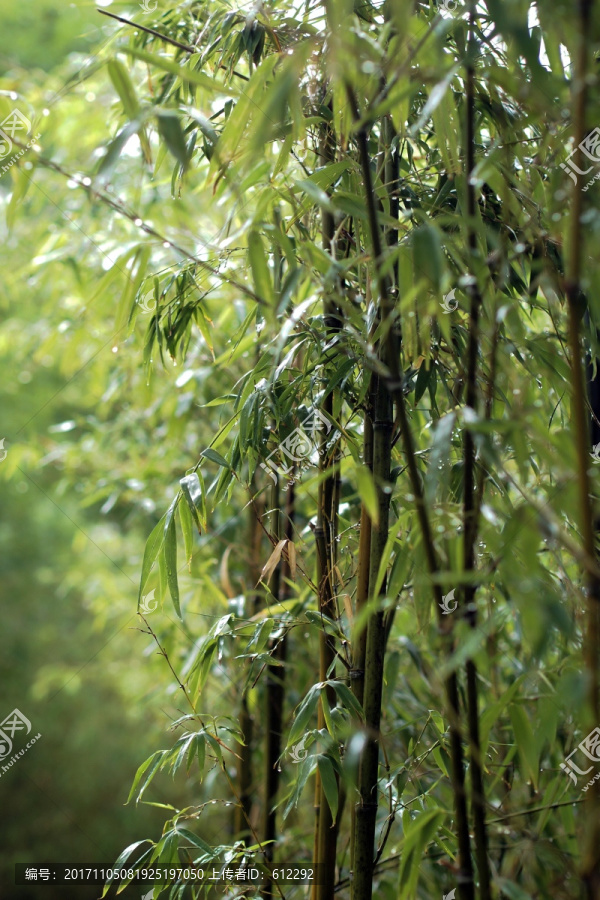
(11, 0), (600, 897)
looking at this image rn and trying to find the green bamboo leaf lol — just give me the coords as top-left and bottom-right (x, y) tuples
(107, 59), (140, 118)
(320, 688), (335, 736)
(317, 755), (339, 824)
(164, 515), (181, 618)
(138, 513), (167, 603)
(509, 704), (540, 790)
(156, 111), (189, 170)
(282, 755), (315, 820)
(288, 684), (321, 745)
(101, 841), (153, 897)
(425, 412), (456, 504)
(330, 681), (364, 721)
(248, 230), (274, 305)
(174, 825), (214, 857)
(120, 46), (238, 96)
(355, 464), (379, 526)
(183, 106), (219, 145)
(97, 119), (141, 176)
(431, 88), (461, 176)
(414, 362), (430, 405)
(387, 540), (412, 600)
(412, 225), (444, 291)
(179, 496), (194, 565)
(201, 448), (231, 468)
(398, 809), (445, 898)
(126, 751), (166, 804)
(180, 473), (203, 532)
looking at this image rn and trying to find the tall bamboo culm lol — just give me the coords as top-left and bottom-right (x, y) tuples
(262, 476), (287, 899)
(349, 106), (396, 900)
(564, 1), (600, 896)
(312, 111), (341, 900)
(347, 86), (475, 900)
(462, 5), (491, 898)
(234, 483), (264, 838)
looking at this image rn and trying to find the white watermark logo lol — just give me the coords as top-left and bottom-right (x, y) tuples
(560, 725), (600, 789)
(0, 438), (7, 462)
(0, 109), (31, 158)
(439, 0), (459, 12)
(439, 588), (457, 615)
(139, 589), (158, 615)
(592, 442), (600, 462)
(289, 734), (309, 763)
(261, 409), (332, 485)
(0, 109), (40, 177)
(138, 289), (157, 314)
(561, 127), (600, 192)
(139, 0), (158, 11)
(442, 288), (458, 313)
(0, 709), (41, 777)
(0, 709), (31, 760)
(443, 890), (456, 900)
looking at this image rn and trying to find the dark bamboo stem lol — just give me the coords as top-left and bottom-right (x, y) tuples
(262, 477), (286, 899)
(463, 6), (491, 899)
(347, 85), (474, 900)
(564, 2), (600, 895)
(235, 483), (264, 838)
(312, 113), (341, 900)
(349, 102), (395, 900)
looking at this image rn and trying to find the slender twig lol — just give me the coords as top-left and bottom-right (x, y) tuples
(8, 139), (263, 304)
(97, 8), (250, 80)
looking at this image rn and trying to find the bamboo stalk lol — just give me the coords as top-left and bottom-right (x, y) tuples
(234, 483), (264, 838)
(564, 1), (600, 895)
(262, 477), (286, 899)
(347, 85), (474, 900)
(462, 5), (491, 898)
(312, 113), (341, 900)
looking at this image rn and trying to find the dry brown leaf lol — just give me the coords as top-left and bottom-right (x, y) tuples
(259, 538), (287, 586)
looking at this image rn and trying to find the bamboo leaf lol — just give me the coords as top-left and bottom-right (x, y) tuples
(139, 513), (167, 603)
(201, 448), (231, 468)
(288, 684), (321, 745)
(156, 111), (189, 170)
(510, 703), (540, 790)
(164, 515), (181, 618)
(260, 539), (287, 586)
(248, 230), (274, 305)
(120, 46), (238, 96)
(126, 751), (166, 804)
(180, 473), (203, 533)
(355, 464), (379, 526)
(107, 59), (140, 118)
(317, 755), (339, 824)
(179, 498), (194, 566)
